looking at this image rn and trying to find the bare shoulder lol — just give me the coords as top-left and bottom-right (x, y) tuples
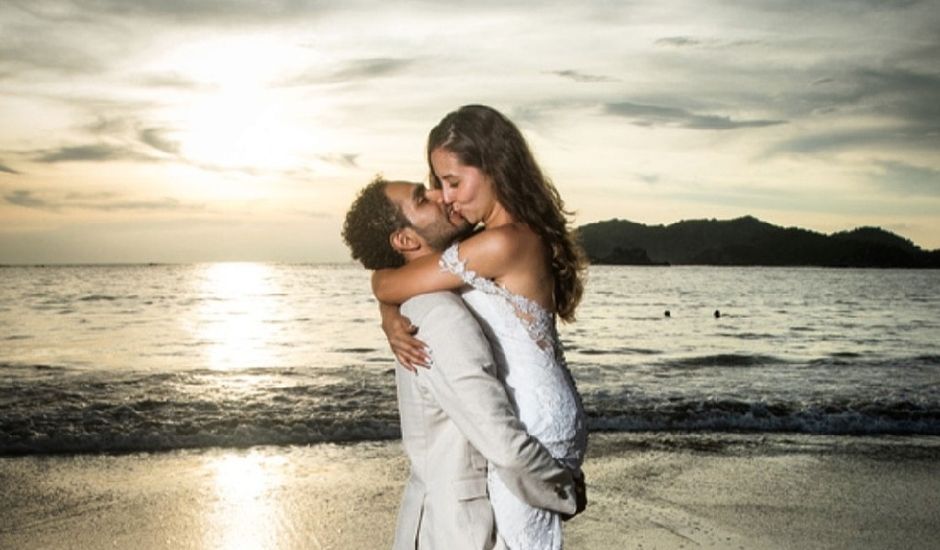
(490, 222), (540, 241)
(448, 224), (546, 282)
(462, 223), (538, 258)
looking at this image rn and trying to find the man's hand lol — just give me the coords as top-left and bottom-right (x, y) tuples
(561, 469), (587, 521)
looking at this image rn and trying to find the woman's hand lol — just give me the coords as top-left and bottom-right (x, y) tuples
(380, 303), (431, 372)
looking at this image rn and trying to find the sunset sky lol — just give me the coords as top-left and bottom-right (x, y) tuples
(1, 0), (938, 264)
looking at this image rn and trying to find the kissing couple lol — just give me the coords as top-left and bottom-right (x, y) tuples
(343, 104), (588, 549)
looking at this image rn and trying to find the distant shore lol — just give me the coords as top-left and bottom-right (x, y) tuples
(578, 216), (940, 268)
(2, 432), (938, 549)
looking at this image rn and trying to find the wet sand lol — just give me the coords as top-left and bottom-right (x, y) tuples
(1, 433), (938, 549)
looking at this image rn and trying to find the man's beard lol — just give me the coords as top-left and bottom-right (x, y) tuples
(415, 218), (475, 252)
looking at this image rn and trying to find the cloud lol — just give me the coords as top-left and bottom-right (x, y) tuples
(782, 65), (940, 123)
(0, 37), (104, 76)
(19, 121), (181, 166)
(655, 36), (702, 47)
(134, 72), (210, 90)
(4, 189), (203, 212)
(138, 128), (181, 155)
(52, 95), (157, 121)
(6, 0), (338, 23)
(84, 116), (131, 135)
(65, 191), (118, 200)
(281, 57), (415, 86)
(318, 153), (359, 168)
(0, 6), (112, 77)
(5, 190), (47, 209)
(636, 173), (660, 185)
(290, 208), (332, 219)
(771, 131), (874, 155)
(869, 160), (940, 197)
(604, 101), (786, 130)
(655, 36), (761, 49)
(0, 162), (20, 175)
(765, 63), (940, 156)
(770, 127), (940, 156)
(548, 69), (617, 83)
(31, 143), (155, 163)
(8, 0), (570, 24)
(332, 58), (413, 80)
(854, 67), (940, 123)
(505, 103), (571, 128)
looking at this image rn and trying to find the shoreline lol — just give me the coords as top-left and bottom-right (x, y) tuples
(2, 432), (938, 549)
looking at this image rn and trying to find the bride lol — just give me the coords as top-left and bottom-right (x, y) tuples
(373, 105), (588, 549)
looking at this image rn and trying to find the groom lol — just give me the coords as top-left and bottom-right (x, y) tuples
(342, 177), (584, 549)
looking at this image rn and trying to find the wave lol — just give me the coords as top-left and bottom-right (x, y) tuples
(0, 367), (400, 456)
(806, 355), (940, 369)
(78, 294), (122, 302)
(576, 346), (661, 356)
(332, 347), (380, 354)
(668, 353), (786, 368)
(3, 355), (939, 455)
(3, 372), (938, 455)
(588, 397), (940, 436)
(649, 353), (940, 371)
(0, 362), (68, 374)
(717, 332), (779, 340)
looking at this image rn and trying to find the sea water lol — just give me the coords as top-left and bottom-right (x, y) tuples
(1, 263), (938, 454)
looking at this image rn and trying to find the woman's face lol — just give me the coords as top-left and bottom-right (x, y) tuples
(430, 147), (497, 225)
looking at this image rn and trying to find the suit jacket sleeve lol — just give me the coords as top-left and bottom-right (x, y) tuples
(403, 293), (577, 515)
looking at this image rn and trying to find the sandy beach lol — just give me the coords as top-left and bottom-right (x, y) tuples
(2, 433), (938, 550)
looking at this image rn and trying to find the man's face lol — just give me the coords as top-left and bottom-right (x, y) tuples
(385, 181), (472, 251)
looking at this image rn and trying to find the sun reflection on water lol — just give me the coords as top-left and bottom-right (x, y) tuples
(206, 452), (287, 550)
(193, 262), (286, 370)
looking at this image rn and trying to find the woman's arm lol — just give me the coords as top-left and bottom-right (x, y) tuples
(371, 227), (521, 305)
(372, 252), (459, 305)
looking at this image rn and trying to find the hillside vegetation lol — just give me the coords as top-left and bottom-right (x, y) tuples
(576, 216), (940, 267)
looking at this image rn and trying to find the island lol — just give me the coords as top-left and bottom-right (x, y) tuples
(576, 216), (940, 267)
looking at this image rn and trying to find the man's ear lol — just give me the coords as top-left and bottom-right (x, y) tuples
(389, 227), (421, 253)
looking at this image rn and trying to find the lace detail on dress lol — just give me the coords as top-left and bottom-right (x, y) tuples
(440, 240), (587, 550)
(440, 242), (555, 352)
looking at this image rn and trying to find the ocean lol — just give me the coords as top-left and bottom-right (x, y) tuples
(1, 263), (938, 455)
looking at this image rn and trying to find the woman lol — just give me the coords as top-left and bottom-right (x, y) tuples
(373, 105), (587, 549)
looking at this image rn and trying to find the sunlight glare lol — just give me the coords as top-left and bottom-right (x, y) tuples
(194, 263), (283, 370)
(161, 35), (322, 171)
(207, 452), (287, 550)
(180, 91), (312, 171)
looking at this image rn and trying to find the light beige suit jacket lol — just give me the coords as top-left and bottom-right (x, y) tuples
(392, 292), (577, 550)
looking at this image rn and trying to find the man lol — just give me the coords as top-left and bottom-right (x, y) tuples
(342, 177), (584, 549)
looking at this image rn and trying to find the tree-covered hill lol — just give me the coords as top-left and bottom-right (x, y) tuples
(576, 216), (940, 267)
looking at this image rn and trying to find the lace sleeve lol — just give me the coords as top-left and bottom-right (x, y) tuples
(439, 242), (472, 283)
(439, 242), (556, 352)
(439, 242), (503, 295)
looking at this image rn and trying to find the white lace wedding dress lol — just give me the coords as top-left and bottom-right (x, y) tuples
(440, 242), (587, 550)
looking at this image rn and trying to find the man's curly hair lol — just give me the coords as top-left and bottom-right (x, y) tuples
(342, 176), (411, 269)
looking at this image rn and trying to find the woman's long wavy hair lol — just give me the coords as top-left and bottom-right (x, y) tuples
(427, 104), (587, 322)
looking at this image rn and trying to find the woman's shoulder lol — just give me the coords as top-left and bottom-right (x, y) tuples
(463, 223), (539, 251)
(442, 223), (541, 280)
(450, 224), (537, 266)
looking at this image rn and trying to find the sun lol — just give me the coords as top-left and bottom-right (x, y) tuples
(179, 89), (310, 171)
(154, 34), (326, 172)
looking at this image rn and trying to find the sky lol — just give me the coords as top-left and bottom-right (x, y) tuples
(1, 0), (938, 264)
